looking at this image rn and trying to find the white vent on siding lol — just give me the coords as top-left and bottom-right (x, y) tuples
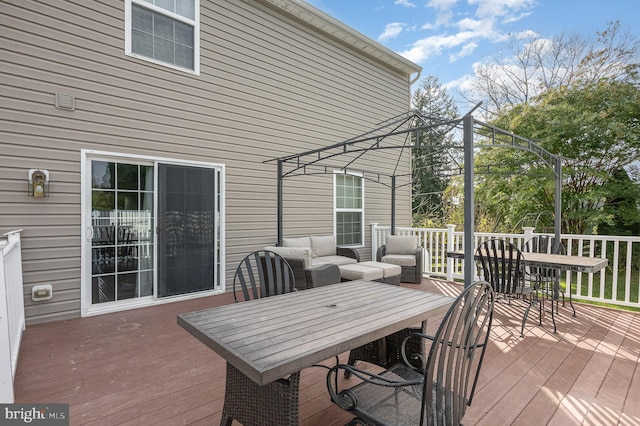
(55, 92), (75, 111)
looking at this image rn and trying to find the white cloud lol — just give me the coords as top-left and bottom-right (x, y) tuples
(456, 18), (484, 32)
(400, 31), (477, 63)
(427, 0), (458, 12)
(394, 0), (417, 7)
(401, 0), (536, 66)
(378, 22), (406, 41)
(449, 42), (479, 62)
(468, 0), (536, 20)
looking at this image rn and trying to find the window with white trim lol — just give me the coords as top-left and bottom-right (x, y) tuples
(334, 173), (364, 246)
(125, 0), (200, 74)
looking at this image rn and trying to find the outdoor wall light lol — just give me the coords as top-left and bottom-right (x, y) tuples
(28, 169), (49, 198)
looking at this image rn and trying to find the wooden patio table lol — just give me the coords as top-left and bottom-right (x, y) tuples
(177, 280), (454, 424)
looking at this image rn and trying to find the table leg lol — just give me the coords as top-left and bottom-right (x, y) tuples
(568, 281), (576, 317)
(221, 362), (300, 426)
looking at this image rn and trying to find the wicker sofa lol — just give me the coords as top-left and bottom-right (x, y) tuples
(265, 235), (359, 290)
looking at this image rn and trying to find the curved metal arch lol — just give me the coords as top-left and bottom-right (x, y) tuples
(472, 120), (561, 176)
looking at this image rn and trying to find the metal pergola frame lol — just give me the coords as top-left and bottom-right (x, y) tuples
(266, 110), (563, 287)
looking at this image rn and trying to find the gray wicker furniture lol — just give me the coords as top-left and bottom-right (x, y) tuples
(224, 250), (299, 426)
(476, 239), (541, 337)
(339, 261), (401, 285)
(377, 235), (424, 283)
(265, 235), (360, 289)
(326, 280), (495, 426)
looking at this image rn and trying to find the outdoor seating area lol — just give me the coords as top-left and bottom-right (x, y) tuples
(12, 277), (640, 425)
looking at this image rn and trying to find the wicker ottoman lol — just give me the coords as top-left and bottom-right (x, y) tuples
(339, 261), (401, 285)
(359, 261), (401, 285)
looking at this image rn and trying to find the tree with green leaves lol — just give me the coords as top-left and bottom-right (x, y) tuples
(483, 79), (640, 235)
(411, 75), (459, 227)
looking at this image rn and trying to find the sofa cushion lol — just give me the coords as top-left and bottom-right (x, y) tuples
(312, 255), (357, 268)
(310, 235), (336, 257)
(264, 246), (312, 270)
(382, 254), (417, 267)
(385, 235), (418, 255)
(282, 236), (311, 249)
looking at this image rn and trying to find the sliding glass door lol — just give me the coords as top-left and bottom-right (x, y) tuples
(85, 153), (223, 314)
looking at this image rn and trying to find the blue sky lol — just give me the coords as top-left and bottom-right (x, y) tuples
(305, 0), (639, 111)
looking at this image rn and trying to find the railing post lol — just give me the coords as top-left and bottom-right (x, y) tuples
(370, 223), (379, 261)
(446, 224), (455, 281)
(1, 229), (24, 403)
(523, 227), (534, 248)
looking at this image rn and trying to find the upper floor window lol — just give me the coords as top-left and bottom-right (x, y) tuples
(334, 173), (364, 246)
(125, 0), (200, 74)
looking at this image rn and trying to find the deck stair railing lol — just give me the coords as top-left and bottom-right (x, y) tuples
(372, 223), (640, 309)
(0, 230), (25, 403)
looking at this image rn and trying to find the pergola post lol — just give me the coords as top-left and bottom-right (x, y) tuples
(554, 155), (562, 250)
(277, 159), (283, 247)
(391, 175), (396, 235)
(463, 114), (475, 288)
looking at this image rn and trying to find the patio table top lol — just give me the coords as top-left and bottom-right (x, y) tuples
(447, 250), (608, 273)
(177, 279), (454, 385)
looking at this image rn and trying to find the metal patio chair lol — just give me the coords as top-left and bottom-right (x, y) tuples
(222, 250), (298, 426)
(326, 280), (495, 426)
(524, 235), (573, 315)
(232, 249), (296, 302)
(475, 239), (541, 337)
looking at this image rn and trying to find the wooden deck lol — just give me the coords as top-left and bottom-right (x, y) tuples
(14, 279), (640, 425)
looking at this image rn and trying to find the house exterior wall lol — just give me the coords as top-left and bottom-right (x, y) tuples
(1, 0), (420, 324)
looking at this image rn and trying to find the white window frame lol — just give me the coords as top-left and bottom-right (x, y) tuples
(333, 171), (365, 247)
(124, 0), (201, 75)
(80, 150), (225, 317)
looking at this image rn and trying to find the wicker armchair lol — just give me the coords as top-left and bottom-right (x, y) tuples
(327, 281), (495, 426)
(223, 250), (299, 426)
(377, 235), (424, 283)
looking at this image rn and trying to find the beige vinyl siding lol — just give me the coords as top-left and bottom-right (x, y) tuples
(1, 0), (418, 324)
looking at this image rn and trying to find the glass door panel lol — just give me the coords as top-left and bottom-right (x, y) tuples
(90, 160), (155, 303)
(157, 163), (217, 297)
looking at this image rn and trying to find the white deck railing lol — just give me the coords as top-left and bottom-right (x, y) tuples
(0, 230), (25, 403)
(372, 224), (640, 309)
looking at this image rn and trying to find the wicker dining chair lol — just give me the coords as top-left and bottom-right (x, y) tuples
(222, 250), (298, 426)
(327, 280), (495, 426)
(476, 238), (541, 337)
